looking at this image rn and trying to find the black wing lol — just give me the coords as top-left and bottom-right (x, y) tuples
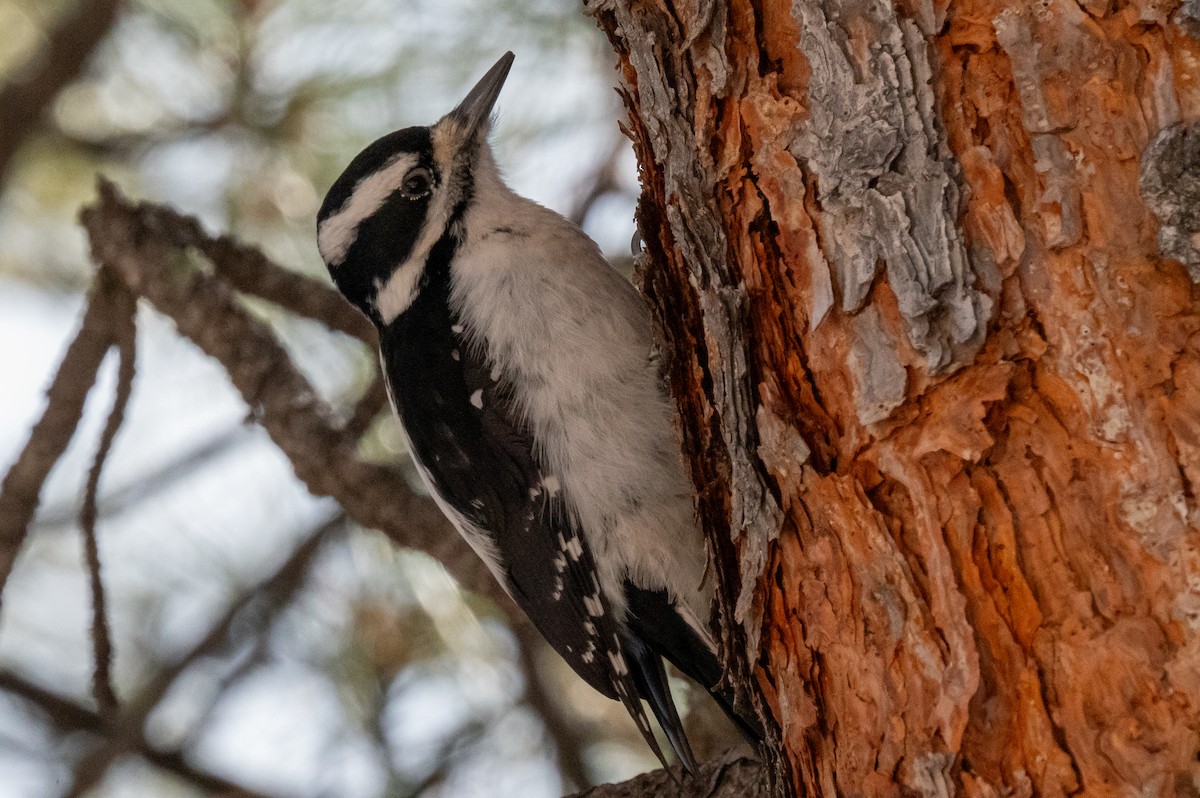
(378, 256), (665, 762)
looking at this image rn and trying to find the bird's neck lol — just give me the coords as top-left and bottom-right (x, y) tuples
(378, 230), (467, 408)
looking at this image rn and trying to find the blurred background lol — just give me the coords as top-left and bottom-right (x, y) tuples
(0, 1), (695, 796)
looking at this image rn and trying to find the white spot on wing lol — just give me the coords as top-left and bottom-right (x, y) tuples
(451, 323), (465, 334)
(607, 650), (629, 677)
(555, 532), (582, 562)
(583, 592), (604, 618)
(490, 365), (501, 381)
(451, 349), (460, 361)
(469, 389), (484, 409)
(541, 475), (561, 496)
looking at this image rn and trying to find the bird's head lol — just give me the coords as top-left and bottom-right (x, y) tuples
(317, 52), (514, 326)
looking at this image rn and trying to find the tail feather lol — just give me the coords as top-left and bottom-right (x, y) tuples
(623, 632), (699, 777)
(623, 582), (765, 748)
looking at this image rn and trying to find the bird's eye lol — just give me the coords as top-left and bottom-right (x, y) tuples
(401, 168), (433, 199)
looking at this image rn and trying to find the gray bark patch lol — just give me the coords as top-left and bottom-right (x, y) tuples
(1140, 122), (1200, 282)
(1175, 0), (1200, 38)
(788, 0), (991, 374)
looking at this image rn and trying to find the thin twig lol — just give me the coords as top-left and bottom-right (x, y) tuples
(140, 748), (273, 798)
(0, 671), (104, 734)
(568, 136), (628, 227)
(63, 512), (345, 798)
(78, 280), (137, 714)
(0, 268), (124, 603)
(343, 372), (390, 439)
(50, 114), (231, 162)
(34, 426), (252, 529)
(173, 636), (270, 754)
(0, 672), (277, 798)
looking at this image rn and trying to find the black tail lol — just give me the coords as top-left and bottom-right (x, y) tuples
(621, 582), (763, 773)
(623, 632), (700, 776)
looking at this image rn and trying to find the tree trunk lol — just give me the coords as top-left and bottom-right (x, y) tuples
(589, 1), (1200, 795)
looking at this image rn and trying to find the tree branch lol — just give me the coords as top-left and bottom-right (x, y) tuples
(0, 267), (125, 601)
(63, 512), (344, 797)
(568, 752), (764, 798)
(343, 372), (389, 439)
(79, 278), (137, 714)
(118, 193), (374, 344)
(0, 672), (277, 798)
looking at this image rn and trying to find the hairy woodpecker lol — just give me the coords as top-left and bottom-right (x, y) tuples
(317, 52), (757, 772)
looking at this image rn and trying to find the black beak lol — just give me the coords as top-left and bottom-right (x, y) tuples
(445, 52), (515, 140)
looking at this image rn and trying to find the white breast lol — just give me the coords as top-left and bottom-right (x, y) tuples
(447, 158), (711, 624)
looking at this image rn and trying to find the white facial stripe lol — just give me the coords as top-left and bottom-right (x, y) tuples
(376, 260), (425, 323)
(329, 121), (477, 320)
(367, 122), (469, 320)
(374, 166), (457, 323)
(318, 153), (420, 266)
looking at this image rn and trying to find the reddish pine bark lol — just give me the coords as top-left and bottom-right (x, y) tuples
(591, 0), (1200, 795)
